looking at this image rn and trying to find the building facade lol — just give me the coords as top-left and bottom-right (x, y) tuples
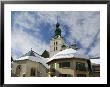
(11, 50), (48, 77)
(91, 63), (100, 77)
(47, 48), (91, 77)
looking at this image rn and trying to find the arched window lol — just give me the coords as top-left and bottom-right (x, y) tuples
(30, 68), (36, 76)
(16, 65), (22, 76)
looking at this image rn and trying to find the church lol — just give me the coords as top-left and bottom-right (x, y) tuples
(11, 22), (99, 77)
(11, 49), (48, 77)
(48, 22), (92, 77)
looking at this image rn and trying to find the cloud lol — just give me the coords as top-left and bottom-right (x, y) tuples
(11, 12), (52, 58)
(11, 26), (49, 58)
(11, 11), (100, 59)
(59, 11), (100, 57)
(13, 12), (36, 30)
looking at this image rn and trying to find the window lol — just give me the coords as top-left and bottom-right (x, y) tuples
(59, 62), (70, 68)
(54, 47), (55, 51)
(16, 65), (22, 76)
(76, 62), (86, 71)
(77, 74), (86, 77)
(51, 64), (55, 68)
(51, 75), (55, 77)
(56, 47), (57, 50)
(50, 64), (55, 72)
(30, 68), (36, 76)
(59, 74), (72, 77)
(23, 74), (26, 77)
(56, 42), (57, 45)
(54, 42), (55, 45)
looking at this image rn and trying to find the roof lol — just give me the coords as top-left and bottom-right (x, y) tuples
(15, 50), (49, 69)
(90, 59), (100, 64)
(48, 48), (89, 63)
(21, 50), (37, 57)
(41, 50), (49, 58)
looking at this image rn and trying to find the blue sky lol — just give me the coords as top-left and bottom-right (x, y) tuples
(11, 11), (100, 59)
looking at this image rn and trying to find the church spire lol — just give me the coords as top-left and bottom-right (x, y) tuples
(54, 15), (61, 37)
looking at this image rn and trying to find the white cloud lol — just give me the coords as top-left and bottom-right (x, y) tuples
(88, 40), (100, 57)
(13, 12), (36, 30)
(11, 11), (100, 58)
(58, 11), (100, 57)
(38, 11), (57, 23)
(11, 27), (49, 58)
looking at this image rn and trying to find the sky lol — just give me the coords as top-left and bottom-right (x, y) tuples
(11, 11), (100, 59)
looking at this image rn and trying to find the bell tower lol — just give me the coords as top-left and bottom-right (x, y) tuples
(50, 22), (67, 57)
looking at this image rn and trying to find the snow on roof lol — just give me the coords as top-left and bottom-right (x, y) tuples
(15, 50), (49, 69)
(90, 59), (100, 64)
(48, 48), (89, 62)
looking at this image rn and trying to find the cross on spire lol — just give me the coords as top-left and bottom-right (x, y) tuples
(57, 15), (59, 24)
(56, 15), (60, 28)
